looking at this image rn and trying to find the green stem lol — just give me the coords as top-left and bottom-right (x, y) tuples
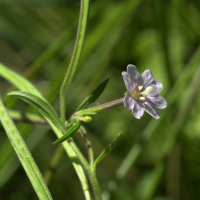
(79, 126), (95, 170)
(69, 139), (102, 200)
(49, 123), (91, 200)
(61, 137), (91, 200)
(75, 98), (124, 116)
(60, 0), (90, 123)
(89, 171), (102, 200)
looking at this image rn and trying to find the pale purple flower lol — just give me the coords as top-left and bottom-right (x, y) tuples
(122, 64), (167, 119)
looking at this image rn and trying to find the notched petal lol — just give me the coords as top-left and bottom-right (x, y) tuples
(132, 102), (144, 119)
(148, 81), (163, 96)
(122, 71), (133, 91)
(142, 69), (154, 87)
(141, 100), (160, 119)
(127, 64), (141, 85)
(148, 95), (167, 109)
(123, 95), (135, 110)
(122, 71), (129, 78)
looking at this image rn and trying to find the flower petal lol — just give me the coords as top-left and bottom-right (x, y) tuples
(140, 100), (160, 119)
(148, 81), (163, 96)
(123, 95), (135, 110)
(127, 64), (142, 87)
(148, 95), (167, 109)
(132, 102), (144, 119)
(142, 69), (154, 88)
(122, 71), (134, 91)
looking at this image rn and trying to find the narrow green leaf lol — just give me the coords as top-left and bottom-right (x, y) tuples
(77, 78), (109, 111)
(52, 120), (81, 145)
(8, 91), (65, 131)
(94, 133), (123, 166)
(0, 63), (91, 199)
(0, 98), (52, 200)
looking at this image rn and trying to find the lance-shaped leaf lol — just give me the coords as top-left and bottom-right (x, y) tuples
(52, 120), (81, 145)
(8, 91), (65, 131)
(0, 97), (52, 200)
(0, 63), (90, 199)
(76, 78), (109, 111)
(94, 133), (123, 166)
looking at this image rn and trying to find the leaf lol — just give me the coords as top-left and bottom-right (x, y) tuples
(0, 63), (90, 198)
(8, 91), (65, 131)
(0, 97), (53, 200)
(52, 120), (81, 145)
(94, 133), (123, 166)
(76, 78), (109, 111)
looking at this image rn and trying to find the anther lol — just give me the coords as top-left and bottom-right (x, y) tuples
(140, 86), (153, 97)
(138, 86), (143, 91)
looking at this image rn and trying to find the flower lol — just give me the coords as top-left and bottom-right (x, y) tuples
(122, 64), (167, 119)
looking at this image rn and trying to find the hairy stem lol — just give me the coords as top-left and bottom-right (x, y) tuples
(69, 138), (102, 200)
(79, 126), (95, 170)
(75, 98), (124, 116)
(60, 0), (90, 123)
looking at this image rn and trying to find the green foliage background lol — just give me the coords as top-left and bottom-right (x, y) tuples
(0, 0), (200, 199)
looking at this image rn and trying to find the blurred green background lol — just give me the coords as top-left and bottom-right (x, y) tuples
(1, 0), (200, 199)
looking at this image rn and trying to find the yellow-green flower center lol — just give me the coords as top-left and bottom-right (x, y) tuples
(130, 86), (153, 101)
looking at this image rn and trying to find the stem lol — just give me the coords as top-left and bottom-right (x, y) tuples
(79, 126), (95, 170)
(89, 170), (102, 200)
(69, 139), (102, 200)
(75, 98), (124, 116)
(50, 124), (92, 200)
(60, 0), (90, 123)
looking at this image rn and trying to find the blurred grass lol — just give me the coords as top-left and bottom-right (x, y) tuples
(0, 0), (200, 200)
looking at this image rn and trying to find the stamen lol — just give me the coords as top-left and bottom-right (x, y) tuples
(138, 86), (143, 91)
(140, 86), (153, 97)
(140, 97), (145, 100)
(146, 86), (153, 93)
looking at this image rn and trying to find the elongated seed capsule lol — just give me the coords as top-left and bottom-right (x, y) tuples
(52, 120), (81, 145)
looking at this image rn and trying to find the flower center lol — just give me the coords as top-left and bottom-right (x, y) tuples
(130, 86), (153, 101)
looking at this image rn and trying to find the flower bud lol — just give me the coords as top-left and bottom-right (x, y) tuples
(83, 116), (92, 123)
